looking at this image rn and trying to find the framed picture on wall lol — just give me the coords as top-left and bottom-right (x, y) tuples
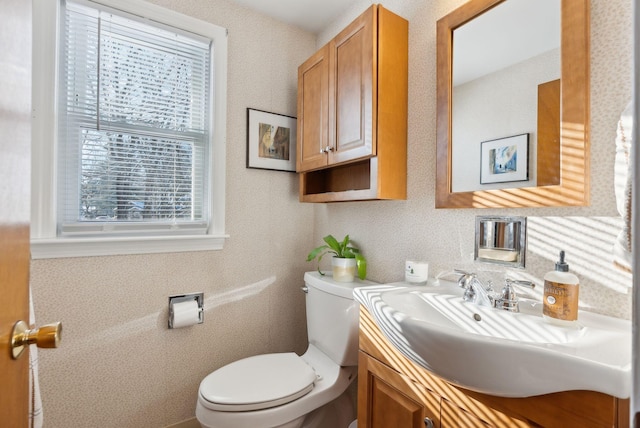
(246, 108), (297, 172)
(480, 133), (529, 184)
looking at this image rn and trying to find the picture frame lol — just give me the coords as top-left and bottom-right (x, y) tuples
(246, 108), (297, 172)
(480, 133), (529, 184)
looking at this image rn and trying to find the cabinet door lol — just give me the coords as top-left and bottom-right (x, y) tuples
(297, 44), (330, 172)
(329, 5), (376, 165)
(358, 351), (440, 428)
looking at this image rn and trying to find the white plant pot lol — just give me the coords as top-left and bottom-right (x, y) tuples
(332, 257), (356, 282)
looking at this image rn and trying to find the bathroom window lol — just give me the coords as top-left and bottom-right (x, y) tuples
(31, 0), (228, 258)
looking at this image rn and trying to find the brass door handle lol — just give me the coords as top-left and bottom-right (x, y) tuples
(11, 320), (62, 360)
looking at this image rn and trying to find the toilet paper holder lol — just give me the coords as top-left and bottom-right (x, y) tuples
(168, 292), (204, 329)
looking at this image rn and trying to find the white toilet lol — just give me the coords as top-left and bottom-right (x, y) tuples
(196, 271), (374, 428)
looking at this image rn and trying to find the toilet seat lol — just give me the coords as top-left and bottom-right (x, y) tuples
(199, 352), (316, 412)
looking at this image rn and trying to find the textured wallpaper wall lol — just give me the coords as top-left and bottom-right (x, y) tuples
(316, 0), (633, 319)
(30, 0), (633, 427)
(31, 0), (316, 426)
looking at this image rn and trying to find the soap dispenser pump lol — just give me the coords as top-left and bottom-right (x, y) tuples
(543, 250), (580, 326)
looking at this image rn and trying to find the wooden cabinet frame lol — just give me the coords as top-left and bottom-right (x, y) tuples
(297, 5), (408, 202)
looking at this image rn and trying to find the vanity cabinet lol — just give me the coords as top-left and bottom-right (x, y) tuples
(359, 350), (440, 427)
(296, 4), (407, 202)
(358, 306), (630, 428)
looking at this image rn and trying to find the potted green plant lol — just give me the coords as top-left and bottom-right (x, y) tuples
(306, 234), (367, 282)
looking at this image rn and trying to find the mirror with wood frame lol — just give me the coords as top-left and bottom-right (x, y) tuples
(435, 0), (590, 208)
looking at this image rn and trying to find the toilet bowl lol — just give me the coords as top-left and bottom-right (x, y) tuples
(196, 272), (375, 428)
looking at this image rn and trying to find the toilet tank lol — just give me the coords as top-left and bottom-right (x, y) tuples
(303, 271), (376, 366)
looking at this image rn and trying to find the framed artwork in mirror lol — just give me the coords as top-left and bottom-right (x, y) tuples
(480, 133), (528, 185)
(246, 108), (297, 172)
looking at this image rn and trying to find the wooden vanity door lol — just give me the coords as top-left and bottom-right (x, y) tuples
(358, 351), (441, 428)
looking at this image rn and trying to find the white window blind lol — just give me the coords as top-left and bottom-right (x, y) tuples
(59, 0), (212, 236)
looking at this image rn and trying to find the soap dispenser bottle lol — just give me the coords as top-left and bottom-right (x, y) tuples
(543, 250), (579, 326)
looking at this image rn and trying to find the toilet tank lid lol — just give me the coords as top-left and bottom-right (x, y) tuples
(304, 271), (378, 299)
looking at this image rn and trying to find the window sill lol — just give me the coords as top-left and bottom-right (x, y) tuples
(30, 234), (229, 259)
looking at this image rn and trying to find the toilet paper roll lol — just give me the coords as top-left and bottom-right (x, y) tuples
(171, 300), (201, 328)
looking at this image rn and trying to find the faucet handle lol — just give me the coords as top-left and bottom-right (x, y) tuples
(495, 280), (520, 312)
(500, 282), (517, 301)
(454, 270), (476, 288)
(505, 278), (535, 289)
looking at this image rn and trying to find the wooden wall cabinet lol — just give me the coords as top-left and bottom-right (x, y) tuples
(358, 306), (630, 428)
(296, 5), (408, 202)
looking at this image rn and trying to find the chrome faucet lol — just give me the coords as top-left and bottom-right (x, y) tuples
(458, 272), (495, 308)
(457, 271), (534, 313)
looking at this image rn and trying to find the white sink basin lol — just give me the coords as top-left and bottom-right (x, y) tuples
(381, 287), (586, 345)
(354, 282), (631, 398)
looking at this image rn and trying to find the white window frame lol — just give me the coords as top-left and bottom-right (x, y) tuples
(31, 0), (228, 259)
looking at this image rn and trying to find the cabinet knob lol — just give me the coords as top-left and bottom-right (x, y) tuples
(321, 146), (334, 153)
(424, 417), (434, 428)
